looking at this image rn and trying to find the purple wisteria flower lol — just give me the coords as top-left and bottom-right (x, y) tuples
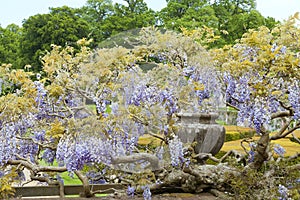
(0, 123), (18, 166)
(223, 73), (237, 103)
(56, 132), (140, 171)
(252, 101), (270, 133)
(130, 85), (160, 106)
(19, 140), (39, 163)
(110, 102), (119, 115)
(42, 148), (56, 164)
(236, 98), (270, 133)
(183, 66), (196, 77)
(268, 95), (280, 114)
(273, 144), (285, 157)
(248, 142), (256, 163)
(127, 185), (135, 197)
(232, 76), (250, 103)
(169, 136), (184, 167)
(142, 185), (152, 200)
(160, 89), (178, 116)
(288, 82), (300, 120)
(278, 184), (291, 200)
(155, 146), (164, 160)
(34, 130), (46, 142)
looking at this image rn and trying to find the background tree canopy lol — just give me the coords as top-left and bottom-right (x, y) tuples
(19, 6), (91, 71)
(0, 0), (278, 71)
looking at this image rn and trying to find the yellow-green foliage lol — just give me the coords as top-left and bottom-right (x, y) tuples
(224, 162), (300, 200)
(0, 168), (18, 199)
(212, 13), (300, 99)
(0, 64), (36, 122)
(46, 119), (65, 140)
(138, 134), (162, 148)
(224, 125), (254, 133)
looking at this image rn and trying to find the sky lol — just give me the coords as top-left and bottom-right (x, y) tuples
(0, 0), (299, 27)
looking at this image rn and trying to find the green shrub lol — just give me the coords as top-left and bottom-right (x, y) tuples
(224, 159), (300, 199)
(225, 130), (255, 142)
(289, 137), (300, 144)
(0, 168), (18, 199)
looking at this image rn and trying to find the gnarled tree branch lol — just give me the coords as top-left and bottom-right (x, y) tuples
(111, 153), (162, 171)
(7, 159), (67, 173)
(271, 122), (300, 140)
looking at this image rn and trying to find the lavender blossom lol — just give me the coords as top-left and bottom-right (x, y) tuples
(110, 102), (119, 115)
(183, 66), (196, 77)
(268, 96), (280, 113)
(160, 89), (178, 116)
(274, 144), (285, 157)
(127, 185), (135, 197)
(232, 76), (250, 103)
(288, 82), (300, 120)
(0, 123), (18, 165)
(278, 184), (291, 200)
(42, 148), (56, 164)
(155, 146), (164, 160)
(130, 85), (160, 106)
(18, 140), (39, 163)
(247, 142), (256, 163)
(223, 73), (236, 103)
(237, 99), (270, 133)
(252, 102), (270, 133)
(142, 186), (152, 200)
(34, 130), (46, 142)
(168, 136), (184, 167)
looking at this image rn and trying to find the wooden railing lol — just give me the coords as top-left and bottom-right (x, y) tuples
(13, 184), (125, 198)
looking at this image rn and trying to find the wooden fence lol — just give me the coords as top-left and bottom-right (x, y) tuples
(13, 184), (125, 198)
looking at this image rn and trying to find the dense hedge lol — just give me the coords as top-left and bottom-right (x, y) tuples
(224, 126), (256, 142)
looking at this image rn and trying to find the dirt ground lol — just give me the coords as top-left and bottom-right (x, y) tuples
(14, 193), (225, 200)
(101, 192), (222, 200)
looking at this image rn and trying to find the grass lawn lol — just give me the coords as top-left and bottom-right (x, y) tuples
(224, 125), (254, 133)
(38, 159), (82, 185)
(60, 172), (82, 185)
(222, 127), (300, 156)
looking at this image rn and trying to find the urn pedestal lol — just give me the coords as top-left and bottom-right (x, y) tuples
(176, 112), (225, 156)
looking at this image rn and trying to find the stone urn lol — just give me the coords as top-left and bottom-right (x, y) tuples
(176, 112), (225, 156)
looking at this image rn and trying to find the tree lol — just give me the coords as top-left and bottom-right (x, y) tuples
(79, 0), (156, 46)
(211, 13), (300, 193)
(0, 17), (299, 199)
(159, 0), (217, 30)
(103, 0), (156, 35)
(159, 0), (278, 47)
(79, 0), (114, 45)
(211, 0), (278, 46)
(20, 6), (91, 71)
(0, 24), (22, 68)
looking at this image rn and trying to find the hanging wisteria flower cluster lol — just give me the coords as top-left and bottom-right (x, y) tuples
(168, 136), (185, 167)
(288, 81), (300, 120)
